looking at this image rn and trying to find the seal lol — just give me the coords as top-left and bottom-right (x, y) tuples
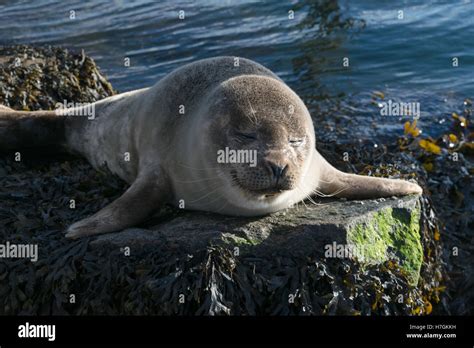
(0, 56), (422, 239)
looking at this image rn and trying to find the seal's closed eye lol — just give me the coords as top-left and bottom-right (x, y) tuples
(289, 138), (304, 147)
(234, 131), (257, 140)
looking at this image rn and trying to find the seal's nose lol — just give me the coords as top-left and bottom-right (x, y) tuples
(267, 162), (288, 183)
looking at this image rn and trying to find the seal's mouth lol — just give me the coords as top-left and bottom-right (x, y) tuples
(250, 187), (284, 196)
(230, 170), (289, 199)
(244, 186), (287, 199)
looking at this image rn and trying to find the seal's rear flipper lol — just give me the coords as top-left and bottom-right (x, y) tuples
(315, 152), (422, 199)
(65, 172), (170, 239)
(0, 109), (65, 151)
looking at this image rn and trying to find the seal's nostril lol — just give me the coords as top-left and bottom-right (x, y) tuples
(269, 163), (286, 181)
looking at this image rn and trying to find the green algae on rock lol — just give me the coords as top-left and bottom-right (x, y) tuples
(348, 201), (422, 285)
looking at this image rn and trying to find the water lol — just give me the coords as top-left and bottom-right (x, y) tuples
(0, 0), (472, 138)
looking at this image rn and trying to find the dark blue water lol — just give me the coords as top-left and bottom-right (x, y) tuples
(0, 0), (472, 139)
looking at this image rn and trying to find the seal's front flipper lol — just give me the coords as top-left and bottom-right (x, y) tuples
(65, 172), (170, 239)
(315, 152), (422, 199)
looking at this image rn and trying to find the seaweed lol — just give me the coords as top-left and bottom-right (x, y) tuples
(0, 45), (115, 111)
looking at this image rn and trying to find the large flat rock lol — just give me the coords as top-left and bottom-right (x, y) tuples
(92, 194), (422, 284)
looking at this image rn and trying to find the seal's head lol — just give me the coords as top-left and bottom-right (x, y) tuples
(205, 75), (315, 203)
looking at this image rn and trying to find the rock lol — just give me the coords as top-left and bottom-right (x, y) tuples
(92, 194), (423, 284)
